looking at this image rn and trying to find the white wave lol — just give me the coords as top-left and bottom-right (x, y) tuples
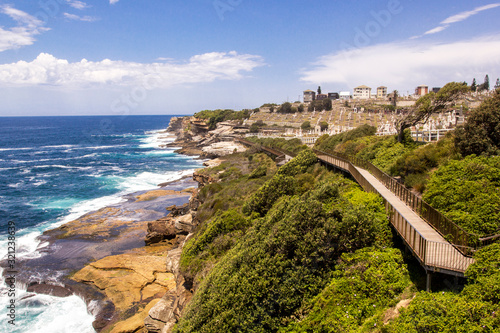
(0, 167), (19, 171)
(7, 182), (23, 188)
(0, 292), (95, 333)
(143, 149), (176, 156)
(8, 159), (32, 164)
(0, 147), (33, 152)
(139, 130), (175, 149)
(41, 144), (78, 149)
(112, 169), (195, 193)
(77, 145), (127, 150)
(32, 165), (93, 171)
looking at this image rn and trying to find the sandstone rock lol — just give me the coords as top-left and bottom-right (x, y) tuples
(145, 211), (195, 246)
(165, 203), (190, 217)
(154, 273), (176, 289)
(174, 214), (193, 234)
(192, 173), (216, 188)
(142, 283), (168, 301)
(203, 158), (223, 168)
(201, 141), (247, 157)
(72, 253), (169, 311)
(135, 190), (183, 202)
(144, 295), (176, 333)
(110, 299), (160, 333)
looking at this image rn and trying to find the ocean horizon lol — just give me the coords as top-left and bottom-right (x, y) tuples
(0, 115), (202, 332)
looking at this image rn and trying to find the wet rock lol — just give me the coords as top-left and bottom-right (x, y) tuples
(26, 283), (73, 297)
(93, 301), (116, 332)
(165, 203), (190, 217)
(110, 299), (160, 333)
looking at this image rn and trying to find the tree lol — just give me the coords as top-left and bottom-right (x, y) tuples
(317, 86), (322, 95)
(278, 102), (293, 114)
(495, 78), (500, 90)
(270, 105), (275, 113)
(322, 98), (332, 111)
(297, 104), (304, 113)
(479, 74), (490, 92)
(249, 120), (267, 133)
(394, 82), (469, 143)
(319, 121), (328, 131)
(301, 121), (312, 131)
(308, 100), (324, 112)
(391, 90), (398, 108)
(454, 89), (500, 156)
(471, 78), (477, 92)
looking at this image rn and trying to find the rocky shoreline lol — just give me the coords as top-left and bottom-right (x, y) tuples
(3, 115), (246, 332)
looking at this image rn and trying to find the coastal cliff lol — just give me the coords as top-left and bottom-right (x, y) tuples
(63, 116), (247, 332)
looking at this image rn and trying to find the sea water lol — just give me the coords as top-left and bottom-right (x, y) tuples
(0, 115), (202, 332)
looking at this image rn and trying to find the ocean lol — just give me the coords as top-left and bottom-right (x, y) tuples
(0, 115), (203, 332)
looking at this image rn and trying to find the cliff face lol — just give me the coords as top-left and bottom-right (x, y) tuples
(143, 172), (215, 333)
(165, 116), (247, 158)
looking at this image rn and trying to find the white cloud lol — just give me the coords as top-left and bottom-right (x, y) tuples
(0, 5), (49, 52)
(420, 3), (500, 37)
(300, 35), (500, 91)
(110, 0), (119, 4)
(65, 0), (89, 10)
(64, 13), (98, 22)
(0, 52), (264, 88)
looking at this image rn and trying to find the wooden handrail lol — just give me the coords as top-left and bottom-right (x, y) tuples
(313, 149), (496, 253)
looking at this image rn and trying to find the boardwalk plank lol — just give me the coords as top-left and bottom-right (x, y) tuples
(316, 154), (474, 274)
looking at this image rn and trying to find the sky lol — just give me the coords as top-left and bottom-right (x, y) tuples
(0, 0), (499, 116)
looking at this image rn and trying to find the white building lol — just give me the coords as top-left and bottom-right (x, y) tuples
(339, 91), (351, 100)
(353, 85), (372, 99)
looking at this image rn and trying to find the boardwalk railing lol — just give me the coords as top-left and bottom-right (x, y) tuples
(313, 149), (490, 258)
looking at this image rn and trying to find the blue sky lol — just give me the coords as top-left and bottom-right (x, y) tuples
(0, 0), (499, 116)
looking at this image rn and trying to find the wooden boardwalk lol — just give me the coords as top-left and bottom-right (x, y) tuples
(315, 152), (474, 282)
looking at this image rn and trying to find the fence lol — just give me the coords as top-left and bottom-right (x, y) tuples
(312, 149), (492, 262)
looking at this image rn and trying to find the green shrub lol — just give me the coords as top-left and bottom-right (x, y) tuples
(277, 149), (318, 177)
(314, 124), (376, 152)
(246, 137), (307, 156)
(455, 89), (500, 157)
(386, 291), (500, 333)
(175, 174), (392, 333)
(248, 164), (268, 179)
(243, 173), (297, 216)
(423, 155), (500, 235)
(463, 243), (500, 304)
(283, 248), (411, 333)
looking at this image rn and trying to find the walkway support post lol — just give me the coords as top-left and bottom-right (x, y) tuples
(426, 271), (432, 292)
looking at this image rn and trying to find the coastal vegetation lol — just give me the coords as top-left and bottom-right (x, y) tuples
(245, 137), (308, 156)
(194, 108), (255, 129)
(175, 148), (395, 332)
(167, 89), (500, 332)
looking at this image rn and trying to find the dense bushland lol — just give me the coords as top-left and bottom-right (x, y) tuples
(282, 248), (412, 332)
(455, 88), (500, 157)
(385, 244), (500, 332)
(423, 155), (500, 236)
(174, 104), (500, 331)
(175, 149), (394, 332)
(246, 137), (309, 156)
